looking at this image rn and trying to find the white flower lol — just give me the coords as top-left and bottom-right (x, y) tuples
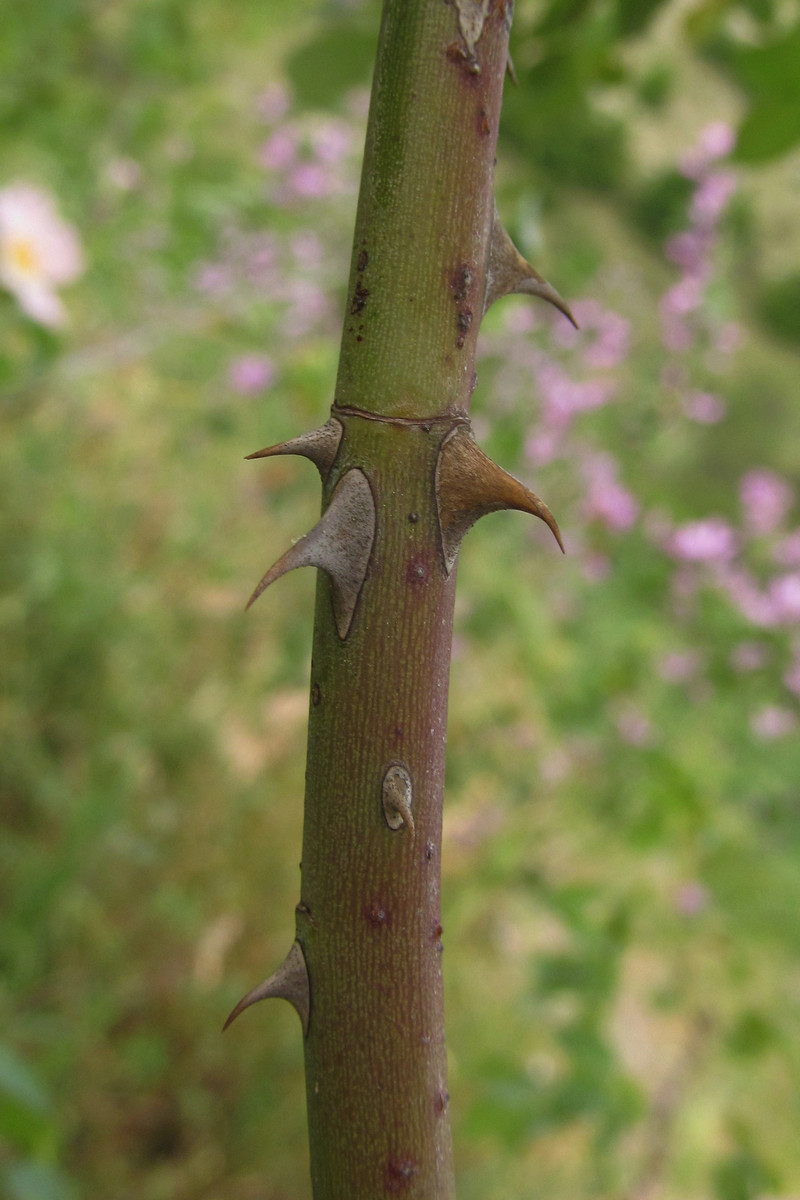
(0, 183), (84, 328)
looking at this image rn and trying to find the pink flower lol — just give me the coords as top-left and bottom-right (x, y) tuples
(715, 565), (777, 627)
(667, 518), (737, 563)
(229, 354), (275, 394)
(701, 122), (736, 160)
(559, 299), (630, 369)
(665, 230), (709, 273)
(680, 122), (736, 179)
(683, 390), (726, 424)
(537, 360), (614, 426)
(658, 651), (701, 683)
(691, 169), (737, 226)
(582, 453), (638, 532)
(615, 706), (653, 746)
(674, 881), (709, 917)
(740, 469), (794, 535)
(768, 573), (800, 622)
(259, 128), (297, 171)
(287, 162), (330, 199)
(194, 261), (233, 296)
(662, 275), (706, 316)
(525, 428), (561, 467)
(751, 705), (795, 740)
(0, 183), (84, 327)
(773, 531), (800, 566)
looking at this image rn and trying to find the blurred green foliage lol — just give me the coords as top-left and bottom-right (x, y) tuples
(2, 1), (800, 1198)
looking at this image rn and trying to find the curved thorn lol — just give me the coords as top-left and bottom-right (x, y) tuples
(223, 941), (310, 1035)
(435, 427), (564, 574)
(484, 211), (577, 328)
(506, 52), (518, 87)
(246, 467), (375, 639)
(245, 418), (343, 482)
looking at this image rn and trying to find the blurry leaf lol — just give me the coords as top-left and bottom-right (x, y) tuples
(684, 0), (732, 44)
(536, 0), (595, 36)
(713, 1149), (777, 1200)
(463, 1060), (541, 1147)
(286, 20), (377, 110)
(636, 62), (674, 109)
(757, 272), (800, 345)
(616, 0), (669, 37)
(0, 1046), (50, 1115)
(734, 99), (800, 162)
(726, 1010), (776, 1056)
(727, 24), (800, 102)
(4, 1161), (78, 1200)
(630, 170), (694, 243)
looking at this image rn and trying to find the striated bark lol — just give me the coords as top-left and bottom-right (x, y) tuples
(228, 2), (569, 1196)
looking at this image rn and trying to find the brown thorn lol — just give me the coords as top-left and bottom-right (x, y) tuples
(435, 427), (564, 574)
(223, 941), (310, 1035)
(245, 418), (343, 482)
(506, 51), (518, 87)
(246, 467), (375, 639)
(484, 209), (577, 328)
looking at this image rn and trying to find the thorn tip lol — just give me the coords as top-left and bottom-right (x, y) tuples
(246, 467), (375, 637)
(436, 428), (564, 572)
(223, 941), (310, 1035)
(485, 208), (576, 327)
(245, 418), (343, 480)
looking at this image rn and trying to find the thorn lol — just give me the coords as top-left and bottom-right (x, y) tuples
(246, 467), (375, 639)
(435, 427), (564, 574)
(506, 51), (518, 87)
(484, 209), (577, 328)
(223, 941), (310, 1035)
(245, 418), (343, 482)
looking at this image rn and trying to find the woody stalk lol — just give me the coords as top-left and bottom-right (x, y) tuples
(226, 1), (572, 1196)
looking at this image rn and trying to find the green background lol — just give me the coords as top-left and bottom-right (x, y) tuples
(3, 1), (800, 1197)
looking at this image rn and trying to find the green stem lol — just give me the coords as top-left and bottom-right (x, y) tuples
(295, 3), (512, 1196)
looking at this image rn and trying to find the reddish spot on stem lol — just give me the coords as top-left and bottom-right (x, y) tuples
(435, 1087), (450, 1114)
(450, 263), (473, 303)
(357, 248), (369, 272)
(350, 281), (369, 314)
(386, 1158), (419, 1193)
(478, 105), (491, 136)
(365, 900), (388, 927)
(406, 558), (428, 585)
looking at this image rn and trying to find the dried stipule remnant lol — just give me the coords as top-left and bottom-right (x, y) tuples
(382, 763), (415, 839)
